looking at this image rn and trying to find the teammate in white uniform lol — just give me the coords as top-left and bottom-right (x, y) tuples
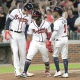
(46, 7), (68, 78)
(5, 3), (33, 77)
(21, 10), (51, 78)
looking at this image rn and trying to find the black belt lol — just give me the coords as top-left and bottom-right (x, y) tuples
(10, 29), (22, 33)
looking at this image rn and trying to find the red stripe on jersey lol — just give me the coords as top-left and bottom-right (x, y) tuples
(33, 21), (38, 28)
(39, 20), (45, 42)
(40, 20), (45, 28)
(20, 16), (27, 30)
(18, 9), (22, 31)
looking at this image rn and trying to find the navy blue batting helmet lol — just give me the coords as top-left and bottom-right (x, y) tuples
(32, 10), (42, 17)
(32, 10), (42, 20)
(24, 2), (33, 11)
(53, 6), (63, 16)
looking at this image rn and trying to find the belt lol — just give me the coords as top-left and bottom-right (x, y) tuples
(55, 35), (68, 41)
(62, 35), (68, 37)
(10, 29), (22, 33)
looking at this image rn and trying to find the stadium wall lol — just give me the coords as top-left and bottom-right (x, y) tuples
(32, 40), (80, 64)
(0, 40), (80, 64)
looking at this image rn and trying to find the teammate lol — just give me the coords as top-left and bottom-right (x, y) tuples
(5, 3), (34, 77)
(20, 10), (51, 78)
(46, 6), (68, 78)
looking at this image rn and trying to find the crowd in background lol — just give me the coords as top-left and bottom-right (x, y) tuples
(0, 0), (80, 43)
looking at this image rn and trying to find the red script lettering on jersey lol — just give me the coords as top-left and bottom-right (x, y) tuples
(32, 28), (47, 34)
(14, 15), (28, 23)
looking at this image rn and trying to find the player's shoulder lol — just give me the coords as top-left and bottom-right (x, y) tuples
(75, 16), (80, 23)
(44, 20), (49, 23)
(56, 17), (66, 22)
(29, 21), (34, 26)
(58, 17), (65, 20)
(43, 19), (50, 25)
(54, 17), (63, 24)
(10, 8), (19, 13)
(76, 16), (80, 20)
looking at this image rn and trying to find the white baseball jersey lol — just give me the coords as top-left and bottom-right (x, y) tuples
(78, 3), (80, 16)
(75, 17), (80, 33)
(50, 17), (68, 59)
(8, 9), (31, 75)
(75, 17), (80, 25)
(8, 9), (30, 31)
(27, 20), (51, 42)
(50, 17), (67, 40)
(26, 20), (51, 62)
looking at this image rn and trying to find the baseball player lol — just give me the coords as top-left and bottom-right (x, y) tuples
(5, 3), (34, 77)
(20, 10), (51, 78)
(46, 6), (68, 78)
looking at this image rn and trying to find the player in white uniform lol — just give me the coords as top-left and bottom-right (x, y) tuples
(46, 6), (68, 78)
(21, 10), (51, 78)
(5, 3), (34, 77)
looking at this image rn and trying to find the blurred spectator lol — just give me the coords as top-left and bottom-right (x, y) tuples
(73, 0), (80, 15)
(67, 7), (78, 40)
(6, 0), (24, 14)
(45, 9), (54, 32)
(1, 0), (80, 40)
(74, 16), (80, 39)
(38, 0), (54, 32)
(0, 27), (10, 42)
(6, 0), (12, 9)
(78, 0), (80, 16)
(60, 4), (68, 19)
(6, 0), (24, 20)
(16, 0), (24, 9)
(0, 5), (6, 41)
(60, 0), (73, 9)
(33, 2), (39, 11)
(0, 0), (2, 4)
(45, 9), (54, 23)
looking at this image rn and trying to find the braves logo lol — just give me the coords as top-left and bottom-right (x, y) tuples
(32, 28), (47, 34)
(14, 15), (28, 23)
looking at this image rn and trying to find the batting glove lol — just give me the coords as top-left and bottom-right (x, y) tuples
(5, 30), (11, 40)
(46, 40), (53, 53)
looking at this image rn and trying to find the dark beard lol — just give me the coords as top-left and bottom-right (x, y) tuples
(54, 15), (58, 18)
(36, 19), (42, 27)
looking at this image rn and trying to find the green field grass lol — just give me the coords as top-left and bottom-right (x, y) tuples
(0, 63), (80, 73)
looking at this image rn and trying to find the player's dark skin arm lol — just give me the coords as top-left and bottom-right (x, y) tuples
(27, 34), (32, 41)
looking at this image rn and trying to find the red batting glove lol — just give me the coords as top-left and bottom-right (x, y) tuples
(5, 30), (11, 40)
(46, 40), (53, 53)
(26, 41), (30, 54)
(46, 40), (51, 47)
